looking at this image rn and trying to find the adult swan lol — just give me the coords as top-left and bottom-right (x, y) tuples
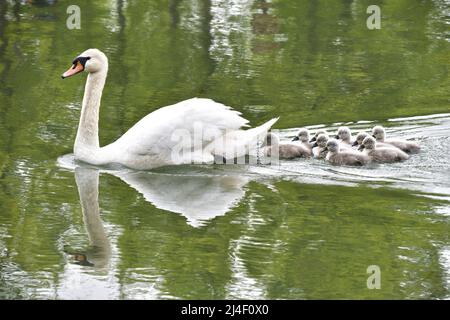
(62, 49), (278, 170)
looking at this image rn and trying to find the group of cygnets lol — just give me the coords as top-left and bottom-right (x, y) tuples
(265, 125), (420, 166)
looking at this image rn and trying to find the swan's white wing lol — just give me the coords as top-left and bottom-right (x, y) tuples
(113, 98), (249, 162)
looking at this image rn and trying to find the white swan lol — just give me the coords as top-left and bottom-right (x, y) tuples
(62, 49), (278, 170)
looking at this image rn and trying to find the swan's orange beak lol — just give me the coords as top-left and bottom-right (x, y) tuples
(61, 61), (84, 79)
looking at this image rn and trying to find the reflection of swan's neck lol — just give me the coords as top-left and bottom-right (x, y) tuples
(74, 69), (107, 158)
(75, 168), (111, 267)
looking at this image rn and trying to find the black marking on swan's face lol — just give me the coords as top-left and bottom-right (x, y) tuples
(72, 56), (91, 68)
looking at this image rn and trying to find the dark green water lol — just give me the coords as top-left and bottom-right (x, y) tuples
(0, 0), (449, 299)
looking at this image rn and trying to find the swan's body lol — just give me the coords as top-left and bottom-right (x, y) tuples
(63, 49), (278, 170)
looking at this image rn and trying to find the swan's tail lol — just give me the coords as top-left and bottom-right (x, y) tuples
(250, 117), (279, 142)
(207, 117), (279, 160)
(244, 117), (279, 157)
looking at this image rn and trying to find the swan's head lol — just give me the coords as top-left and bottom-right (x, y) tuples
(61, 48), (108, 79)
(326, 139), (339, 153)
(292, 128), (309, 142)
(361, 136), (376, 150)
(316, 133), (329, 148)
(372, 125), (386, 141)
(353, 131), (369, 146)
(336, 126), (351, 141)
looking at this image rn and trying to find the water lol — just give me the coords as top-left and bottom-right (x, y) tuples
(0, 0), (449, 299)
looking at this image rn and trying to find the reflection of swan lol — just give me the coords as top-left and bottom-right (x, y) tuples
(66, 167), (111, 268)
(61, 156), (249, 227)
(114, 171), (248, 227)
(61, 49), (278, 170)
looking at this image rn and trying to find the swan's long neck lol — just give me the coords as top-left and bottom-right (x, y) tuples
(74, 69), (107, 155)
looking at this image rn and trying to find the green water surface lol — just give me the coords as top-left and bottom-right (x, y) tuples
(0, 0), (449, 299)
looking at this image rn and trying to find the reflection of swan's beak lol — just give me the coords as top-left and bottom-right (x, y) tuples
(61, 61), (84, 79)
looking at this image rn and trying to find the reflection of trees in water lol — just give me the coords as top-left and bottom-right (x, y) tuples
(251, 0), (280, 54)
(25, 0), (58, 7)
(0, 1), (12, 176)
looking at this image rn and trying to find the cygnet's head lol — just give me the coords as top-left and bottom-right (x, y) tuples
(292, 128), (310, 142)
(372, 125), (386, 141)
(326, 139), (340, 153)
(310, 129), (328, 142)
(336, 126), (352, 142)
(362, 136), (376, 150)
(353, 132), (369, 147)
(62, 48), (108, 79)
(316, 133), (329, 148)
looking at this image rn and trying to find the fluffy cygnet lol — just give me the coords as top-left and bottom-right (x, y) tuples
(335, 126), (355, 147)
(372, 126), (420, 154)
(309, 129), (328, 143)
(325, 139), (370, 166)
(361, 136), (409, 163)
(292, 128), (313, 151)
(265, 133), (311, 159)
(352, 131), (399, 150)
(312, 133), (329, 159)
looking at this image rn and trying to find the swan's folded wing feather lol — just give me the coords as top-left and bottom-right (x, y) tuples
(114, 98), (249, 159)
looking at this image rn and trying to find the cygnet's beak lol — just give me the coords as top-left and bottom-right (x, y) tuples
(309, 137), (316, 143)
(372, 134), (377, 138)
(352, 141), (359, 147)
(335, 135), (340, 139)
(358, 145), (365, 151)
(61, 60), (84, 79)
(292, 136), (300, 141)
(312, 142), (318, 148)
